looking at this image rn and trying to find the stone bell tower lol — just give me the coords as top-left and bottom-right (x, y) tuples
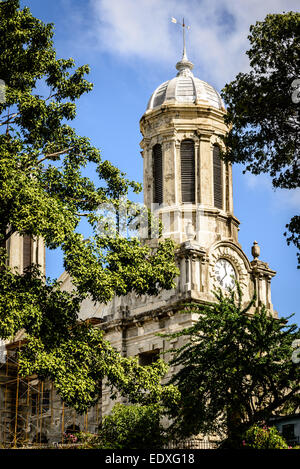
(140, 52), (237, 247)
(139, 35), (276, 313)
(4, 233), (45, 275)
(57, 25), (278, 427)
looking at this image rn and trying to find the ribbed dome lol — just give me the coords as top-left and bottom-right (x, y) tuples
(146, 56), (225, 112)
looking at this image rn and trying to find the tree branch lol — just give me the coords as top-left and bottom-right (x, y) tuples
(1, 227), (16, 244)
(0, 113), (19, 126)
(249, 386), (300, 425)
(75, 212), (90, 217)
(37, 147), (74, 164)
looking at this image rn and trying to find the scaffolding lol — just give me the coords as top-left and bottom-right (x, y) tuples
(0, 340), (101, 448)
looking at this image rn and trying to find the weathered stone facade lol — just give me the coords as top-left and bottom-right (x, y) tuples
(0, 51), (277, 446)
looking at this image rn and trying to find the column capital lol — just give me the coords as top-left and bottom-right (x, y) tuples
(140, 137), (151, 150)
(199, 131), (212, 142)
(250, 259), (276, 278)
(177, 240), (206, 259)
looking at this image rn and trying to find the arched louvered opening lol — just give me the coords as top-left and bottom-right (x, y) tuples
(152, 144), (163, 205)
(181, 139), (195, 203)
(23, 235), (32, 271)
(213, 144), (223, 209)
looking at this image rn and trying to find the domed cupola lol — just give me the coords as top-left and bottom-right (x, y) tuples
(140, 22), (238, 247)
(146, 45), (225, 112)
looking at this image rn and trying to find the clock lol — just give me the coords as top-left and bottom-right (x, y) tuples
(214, 258), (237, 290)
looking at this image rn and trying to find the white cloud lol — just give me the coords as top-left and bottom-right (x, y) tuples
(90, 0), (177, 60)
(88, 0), (299, 87)
(244, 172), (300, 209)
(274, 187), (300, 210)
(245, 172), (271, 189)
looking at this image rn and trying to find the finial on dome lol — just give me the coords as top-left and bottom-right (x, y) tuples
(171, 17), (194, 77)
(182, 17), (188, 60)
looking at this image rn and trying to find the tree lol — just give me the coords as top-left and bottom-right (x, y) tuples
(164, 287), (300, 448)
(221, 12), (300, 267)
(18, 325), (179, 414)
(96, 403), (168, 449)
(0, 0), (179, 411)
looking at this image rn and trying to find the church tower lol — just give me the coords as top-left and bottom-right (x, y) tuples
(139, 30), (276, 313)
(141, 48), (233, 247)
(4, 234), (45, 275)
(87, 27), (279, 419)
(88, 36), (279, 420)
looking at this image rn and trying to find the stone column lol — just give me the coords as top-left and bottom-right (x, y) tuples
(179, 255), (186, 292)
(265, 276), (271, 310)
(228, 162), (234, 214)
(199, 255), (207, 292)
(194, 141), (199, 205)
(162, 138), (176, 206)
(173, 208), (182, 243)
(175, 139), (181, 204)
(142, 139), (151, 209)
(173, 139), (178, 205)
(199, 133), (213, 206)
(8, 233), (23, 271)
(191, 254), (199, 290)
(185, 256), (191, 291)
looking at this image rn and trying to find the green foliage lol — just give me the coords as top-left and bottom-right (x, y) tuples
(221, 12), (300, 266)
(0, 0), (178, 304)
(0, 0), (179, 411)
(0, 262), (80, 341)
(285, 215), (300, 268)
(242, 425), (288, 449)
(61, 404), (169, 449)
(95, 403), (168, 449)
(18, 324), (180, 413)
(164, 285), (300, 446)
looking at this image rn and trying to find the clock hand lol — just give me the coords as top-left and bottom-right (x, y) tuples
(221, 269), (227, 284)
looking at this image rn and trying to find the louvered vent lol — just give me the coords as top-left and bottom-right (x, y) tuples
(23, 235), (32, 271)
(213, 145), (223, 209)
(181, 140), (195, 203)
(152, 82), (168, 108)
(176, 77), (195, 102)
(153, 144), (163, 205)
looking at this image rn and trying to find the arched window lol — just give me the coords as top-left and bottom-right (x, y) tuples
(23, 235), (32, 271)
(181, 139), (195, 203)
(152, 144), (163, 205)
(213, 144), (223, 209)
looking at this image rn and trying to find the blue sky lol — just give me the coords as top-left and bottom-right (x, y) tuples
(20, 0), (299, 324)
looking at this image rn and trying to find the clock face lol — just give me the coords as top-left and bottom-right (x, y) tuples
(214, 259), (237, 290)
